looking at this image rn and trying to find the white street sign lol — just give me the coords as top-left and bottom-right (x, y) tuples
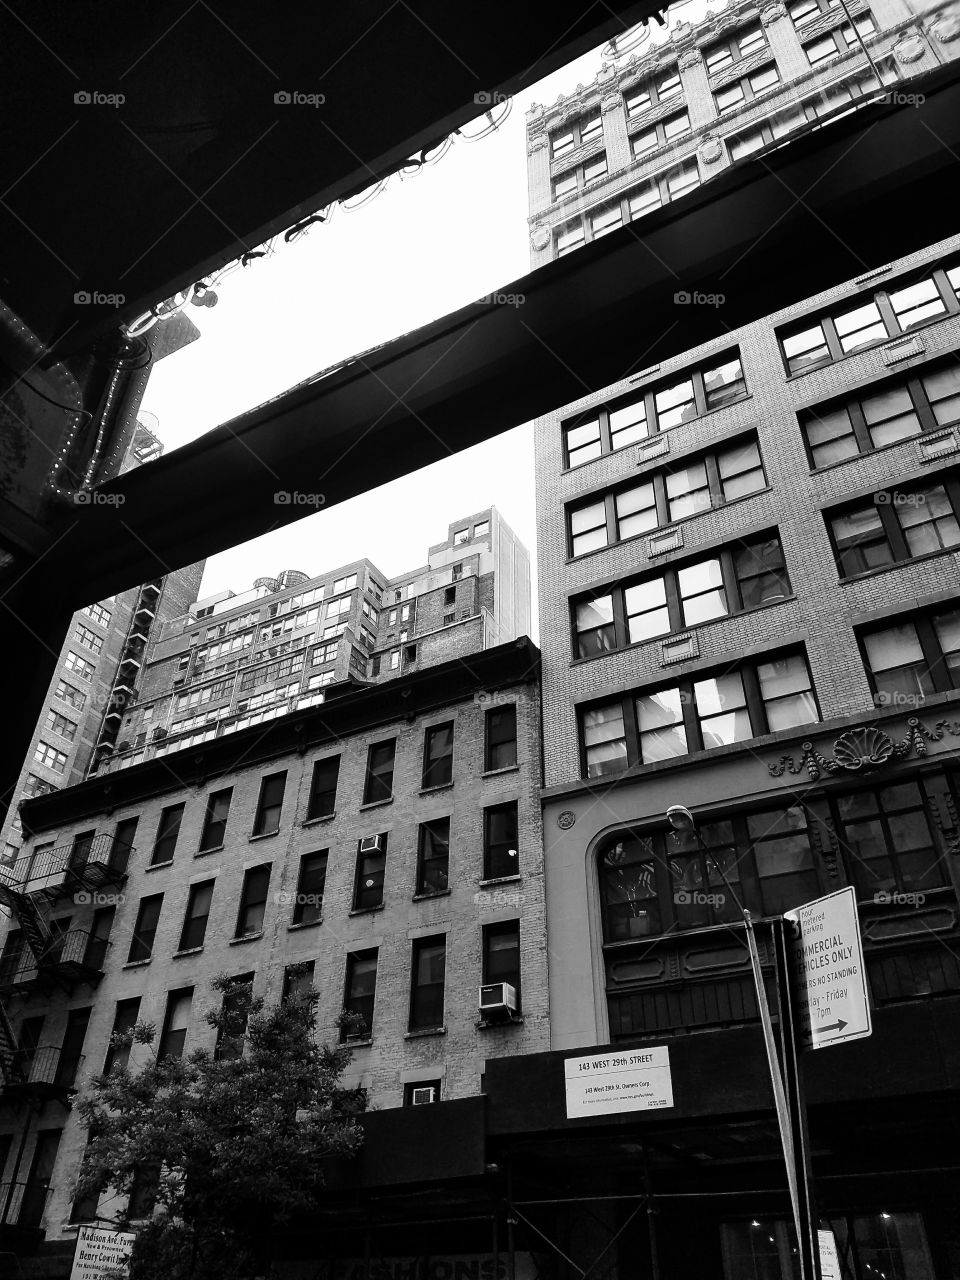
(786, 886), (872, 1050)
(70, 1226), (135, 1280)
(564, 1046), (673, 1118)
(818, 1228), (842, 1280)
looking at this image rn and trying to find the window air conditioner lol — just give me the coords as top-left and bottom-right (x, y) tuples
(411, 1085), (437, 1105)
(359, 834), (383, 854)
(478, 982), (517, 1017)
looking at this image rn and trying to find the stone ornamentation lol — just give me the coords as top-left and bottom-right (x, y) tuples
(678, 48), (703, 69)
(894, 31), (926, 62)
(699, 135), (724, 164)
(768, 718), (960, 780)
(930, 9), (960, 41)
(557, 811), (576, 830)
(760, 2), (788, 24)
(530, 225), (551, 251)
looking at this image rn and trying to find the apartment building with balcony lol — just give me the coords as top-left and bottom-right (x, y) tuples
(479, 18), (960, 1274)
(0, 510), (545, 1265)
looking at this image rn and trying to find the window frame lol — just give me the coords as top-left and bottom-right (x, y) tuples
(554, 157), (702, 258)
(483, 801), (520, 881)
(342, 948), (378, 1041)
(552, 152), (609, 201)
(624, 71), (684, 119)
(485, 704), (518, 771)
(566, 433), (765, 557)
(571, 531), (790, 658)
(157, 987), (193, 1060)
(409, 935), (447, 1031)
(422, 721), (455, 789)
(151, 803), (184, 866)
(579, 649), (820, 778)
(826, 474), (960, 576)
(549, 110), (603, 160)
(252, 771), (286, 836)
(292, 850), (327, 925)
(482, 920), (522, 1012)
(713, 61), (781, 114)
(703, 24), (769, 74)
(780, 260), (960, 376)
(859, 608), (960, 703)
(562, 353), (747, 468)
(234, 864), (271, 938)
(178, 881), (214, 951)
(416, 818), (450, 896)
(127, 894), (163, 963)
(353, 834), (387, 911)
(199, 787), (232, 852)
(629, 110), (691, 159)
(363, 740), (396, 804)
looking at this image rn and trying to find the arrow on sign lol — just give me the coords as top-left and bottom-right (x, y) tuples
(817, 1020), (848, 1034)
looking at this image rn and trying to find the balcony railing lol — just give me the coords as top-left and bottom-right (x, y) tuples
(0, 834), (130, 899)
(0, 929), (110, 993)
(0, 1045), (85, 1094)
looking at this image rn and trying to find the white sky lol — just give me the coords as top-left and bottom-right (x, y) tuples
(138, 8), (703, 623)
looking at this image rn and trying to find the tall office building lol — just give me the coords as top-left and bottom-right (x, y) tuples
(0, 508), (546, 1266)
(485, 4), (960, 1277)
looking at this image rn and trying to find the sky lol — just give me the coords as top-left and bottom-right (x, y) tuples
(137, 8), (702, 617)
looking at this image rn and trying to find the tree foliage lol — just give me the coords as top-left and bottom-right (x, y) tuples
(75, 975), (366, 1280)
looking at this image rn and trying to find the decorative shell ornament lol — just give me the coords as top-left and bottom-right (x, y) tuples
(832, 727), (894, 770)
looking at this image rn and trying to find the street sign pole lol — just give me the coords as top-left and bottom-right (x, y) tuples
(774, 916), (822, 1280)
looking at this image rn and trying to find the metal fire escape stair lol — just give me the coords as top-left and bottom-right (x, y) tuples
(0, 887), (54, 964)
(0, 1000), (23, 1084)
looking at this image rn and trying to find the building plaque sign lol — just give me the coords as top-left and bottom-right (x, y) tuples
(564, 1046), (673, 1118)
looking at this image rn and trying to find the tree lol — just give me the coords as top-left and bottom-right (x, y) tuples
(75, 974), (366, 1280)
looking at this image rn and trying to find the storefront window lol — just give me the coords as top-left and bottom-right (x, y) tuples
(720, 1212), (935, 1280)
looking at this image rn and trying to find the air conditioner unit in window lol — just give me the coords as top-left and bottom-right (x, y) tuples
(411, 1085), (437, 1106)
(359, 834), (383, 854)
(479, 982), (517, 1018)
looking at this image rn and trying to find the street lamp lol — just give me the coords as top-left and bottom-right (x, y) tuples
(665, 804), (819, 1280)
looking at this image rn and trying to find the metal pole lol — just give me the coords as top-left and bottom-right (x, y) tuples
(833, 0), (886, 88)
(774, 918), (822, 1280)
(689, 833), (809, 1274)
(2, 1116), (31, 1224)
(642, 1148), (661, 1280)
(506, 1163), (517, 1280)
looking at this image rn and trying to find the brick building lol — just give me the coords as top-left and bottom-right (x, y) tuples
(478, 4), (960, 1278)
(0, 509), (546, 1266)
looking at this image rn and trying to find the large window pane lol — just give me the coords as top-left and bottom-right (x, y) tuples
(637, 688), (687, 761)
(678, 558), (727, 625)
(695, 673), (750, 747)
(624, 579), (670, 643)
(834, 300), (885, 351)
(575, 595), (616, 656)
(571, 500), (608, 556)
(584, 704), (627, 777)
(861, 384), (920, 447)
(599, 837), (660, 940)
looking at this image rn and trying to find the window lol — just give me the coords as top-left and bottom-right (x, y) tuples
(178, 882), (214, 951)
(311, 640), (339, 665)
(482, 921), (521, 1010)
(353, 836), (387, 911)
(417, 819), (450, 895)
(580, 650), (818, 777)
(860, 607), (960, 704)
(235, 865), (271, 937)
(727, 105), (806, 159)
(409, 936), (446, 1030)
(158, 988), (193, 1059)
(33, 740), (68, 772)
(835, 777), (951, 899)
(199, 788), (232, 851)
(562, 354), (746, 467)
(55, 680), (86, 711)
(151, 803), (184, 865)
(474, 520), (489, 537)
(704, 24), (767, 73)
(404, 1080), (441, 1105)
(363, 740), (396, 804)
(127, 894), (162, 963)
(44, 708), (77, 740)
(788, 0), (841, 25)
(104, 998), (140, 1073)
(389, 650), (400, 670)
(274, 963), (314, 1009)
(65, 651), (95, 680)
(624, 72), (682, 118)
(803, 14), (875, 63)
(74, 623), (104, 654)
(714, 63), (780, 113)
(484, 802), (519, 880)
(485, 705), (518, 771)
(111, 816), (138, 875)
(557, 158), (702, 255)
(780, 264), (960, 374)
(553, 153), (608, 200)
(292, 851), (327, 925)
(801, 362), (960, 466)
(723, 1213), (936, 1280)
(55, 1007), (90, 1088)
(215, 976), (252, 1060)
(828, 479), (960, 576)
(342, 950), (378, 1039)
(630, 111), (690, 158)
(550, 111), (602, 158)
(333, 573), (357, 594)
(82, 601), (111, 627)
(306, 756), (339, 820)
(572, 533), (789, 657)
(253, 771), (286, 835)
(422, 722), (454, 788)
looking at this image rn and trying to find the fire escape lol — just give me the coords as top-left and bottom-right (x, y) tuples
(92, 577), (162, 770)
(0, 833), (128, 1239)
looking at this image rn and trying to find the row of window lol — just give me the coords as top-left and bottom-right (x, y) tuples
(555, 159), (702, 255)
(828, 475), (960, 577)
(95, 915), (522, 1084)
(568, 433), (765, 555)
(599, 769), (954, 946)
(572, 533), (789, 658)
(564, 352), (747, 466)
(64, 706), (521, 870)
(550, 5), (876, 177)
(581, 649), (818, 777)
